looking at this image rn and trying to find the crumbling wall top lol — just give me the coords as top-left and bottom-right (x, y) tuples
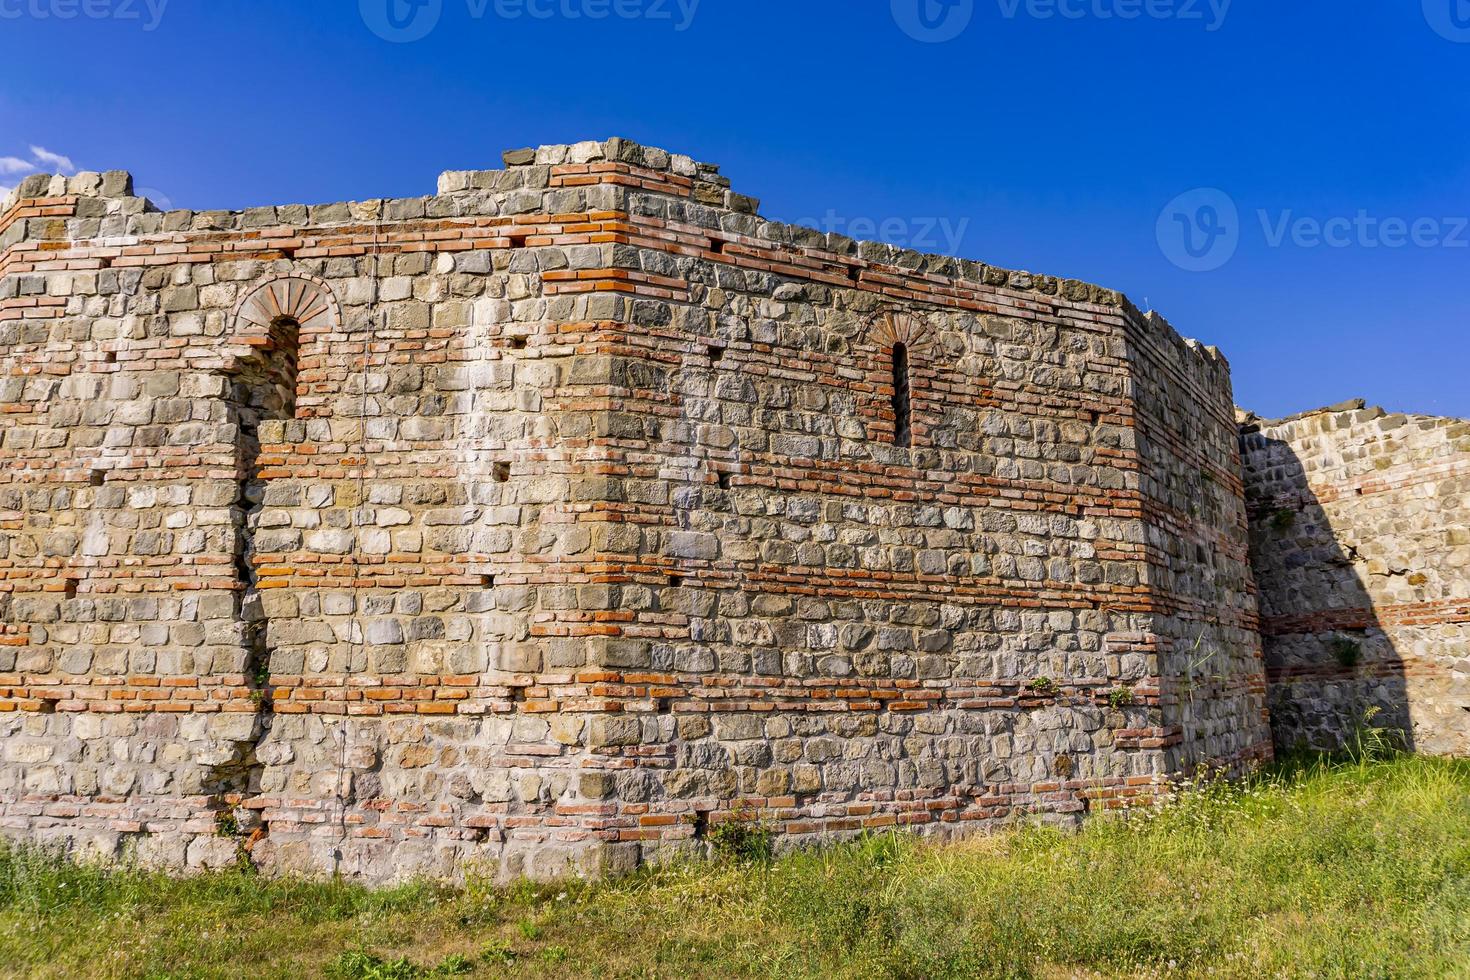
(3, 169), (136, 210)
(0, 137), (1231, 381)
(1240, 399), (1470, 437)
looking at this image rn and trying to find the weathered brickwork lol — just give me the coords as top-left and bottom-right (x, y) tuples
(0, 139), (1272, 881)
(1241, 401), (1470, 756)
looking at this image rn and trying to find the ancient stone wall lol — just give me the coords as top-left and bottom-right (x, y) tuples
(1127, 314), (1269, 776)
(0, 158), (628, 879)
(588, 167), (1271, 865)
(0, 139), (1272, 882)
(1241, 402), (1470, 756)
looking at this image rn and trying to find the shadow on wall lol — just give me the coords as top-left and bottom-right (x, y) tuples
(1241, 430), (1414, 755)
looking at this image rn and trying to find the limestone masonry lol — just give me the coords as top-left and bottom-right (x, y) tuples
(0, 139), (1460, 881)
(1241, 402), (1469, 757)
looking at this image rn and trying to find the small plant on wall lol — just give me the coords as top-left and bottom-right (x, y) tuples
(1028, 677), (1059, 697)
(1331, 636), (1363, 669)
(708, 811), (774, 864)
(1271, 508), (1297, 531)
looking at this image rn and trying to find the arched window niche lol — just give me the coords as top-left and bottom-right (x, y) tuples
(872, 312), (933, 449)
(892, 341), (913, 448)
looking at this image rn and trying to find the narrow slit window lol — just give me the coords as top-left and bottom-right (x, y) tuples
(891, 342), (913, 447)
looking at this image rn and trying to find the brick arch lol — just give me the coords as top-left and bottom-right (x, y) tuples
(863, 311), (941, 447)
(223, 274), (338, 412)
(216, 274), (343, 425)
(870, 311), (938, 359)
(230, 273), (339, 349)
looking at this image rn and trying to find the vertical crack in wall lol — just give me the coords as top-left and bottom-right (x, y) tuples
(206, 316), (301, 858)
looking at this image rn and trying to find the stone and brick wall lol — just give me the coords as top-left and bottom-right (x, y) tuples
(0, 139), (1272, 881)
(1128, 315), (1268, 776)
(589, 166), (1270, 868)
(1241, 401), (1470, 756)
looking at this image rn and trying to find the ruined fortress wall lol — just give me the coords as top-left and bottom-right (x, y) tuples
(0, 139), (1272, 881)
(575, 145), (1269, 860)
(1124, 313), (1271, 775)
(242, 211), (619, 880)
(1241, 403), (1470, 756)
(0, 162), (628, 879)
(0, 173), (268, 868)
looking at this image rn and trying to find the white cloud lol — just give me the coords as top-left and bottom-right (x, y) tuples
(1, 146), (87, 200)
(29, 145), (76, 174)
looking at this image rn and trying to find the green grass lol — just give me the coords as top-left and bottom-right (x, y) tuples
(2, 755), (1467, 978)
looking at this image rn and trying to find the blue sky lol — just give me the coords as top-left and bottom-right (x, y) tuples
(2, 0), (1466, 418)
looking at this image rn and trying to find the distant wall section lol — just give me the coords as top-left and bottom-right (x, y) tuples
(1241, 401), (1470, 756)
